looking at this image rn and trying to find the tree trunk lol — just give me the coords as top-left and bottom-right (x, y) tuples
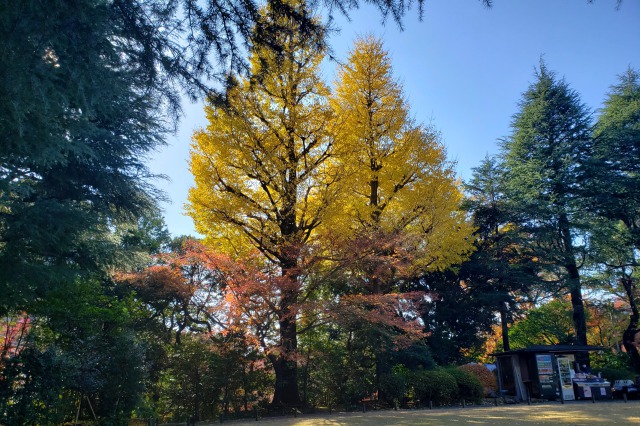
(566, 268), (587, 346)
(270, 351), (300, 407)
(500, 301), (510, 351)
(559, 216), (588, 347)
(621, 277), (640, 373)
(270, 289), (301, 407)
(193, 370), (200, 422)
(301, 348), (311, 406)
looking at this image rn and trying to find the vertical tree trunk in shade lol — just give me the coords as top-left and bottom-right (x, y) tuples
(500, 301), (510, 352)
(621, 277), (640, 373)
(270, 322), (300, 406)
(270, 283), (301, 407)
(559, 215), (588, 350)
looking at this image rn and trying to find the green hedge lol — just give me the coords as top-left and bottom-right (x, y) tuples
(445, 367), (483, 404)
(412, 369), (458, 406)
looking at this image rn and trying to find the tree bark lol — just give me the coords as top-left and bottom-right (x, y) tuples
(500, 301), (510, 351)
(621, 276), (640, 373)
(270, 288), (301, 407)
(559, 215), (588, 347)
(566, 266), (587, 346)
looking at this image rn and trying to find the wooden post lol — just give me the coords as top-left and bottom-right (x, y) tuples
(85, 397), (97, 421)
(75, 395), (82, 426)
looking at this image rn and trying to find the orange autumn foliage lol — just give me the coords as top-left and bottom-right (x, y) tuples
(117, 238), (426, 353)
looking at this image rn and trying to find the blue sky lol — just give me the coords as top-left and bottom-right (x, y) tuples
(150, 0), (640, 237)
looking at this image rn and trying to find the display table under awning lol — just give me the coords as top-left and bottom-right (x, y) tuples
(573, 377), (612, 400)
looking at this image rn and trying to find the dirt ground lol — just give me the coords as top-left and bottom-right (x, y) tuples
(212, 400), (640, 425)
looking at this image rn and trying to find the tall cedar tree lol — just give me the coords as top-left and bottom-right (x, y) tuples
(464, 157), (515, 350)
(585, 68), (640, 371)
(0, 0), (167, 314)
(501, 62), (592, 349)
(188, 2), (335, 407)
(330, 36), (473, 285)
(463, 156), (539, 351)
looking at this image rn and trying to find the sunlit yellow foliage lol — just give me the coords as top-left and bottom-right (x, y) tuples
(187, 3), (338, 263)
(329, 35), (474, 271)
(189, 29), (473, 276)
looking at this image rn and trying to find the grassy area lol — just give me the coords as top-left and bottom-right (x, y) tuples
(216, 400), (640, 425)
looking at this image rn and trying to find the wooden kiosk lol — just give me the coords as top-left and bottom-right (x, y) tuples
(492, 345), (608, 402)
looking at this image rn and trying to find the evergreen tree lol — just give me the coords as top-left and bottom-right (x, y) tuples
(586, 68), (640, 243)
(463, 156), (539, 351)
(583, 68), (640, 371)
(501, 62), (593, 348)
(0, 0), (168, 314)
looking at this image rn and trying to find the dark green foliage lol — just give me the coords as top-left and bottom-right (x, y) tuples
(215, 334), (272, 418)
(593, 367), (636, 382)
(463, 156), (540, 351)
(158, 337), (224, 422)
(298, 326), (349, 409)
(0, 278), (148, 425)
(0, 346), (72, 426)
(389, 343), (436, 371)
(302, 330), (376, 409)
(417, 271), (497, 365)
(500, 61), (593, 348)
(299, 323), (435, 409)
(581, 68), (640, 372)
(412, 369), (458, 406)
(591, 350), (632, 372)
(0, 0), (167, 314)
(379, 367), (409, 404)
(584, 68), (640, 234)
(120, 212), (173, 257)
(445, 367), (484, 404)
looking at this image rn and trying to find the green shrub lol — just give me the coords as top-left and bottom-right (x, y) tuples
(379, 365), (410, 404)
(445, 367), (483, 404)
(459, 364), (498, 396)
(411, 369), (458, 406)
(593, 367), (635, 382)
(591, 350), (632, 371)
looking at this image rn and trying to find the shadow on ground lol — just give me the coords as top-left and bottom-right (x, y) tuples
(209, 400), (640, 425)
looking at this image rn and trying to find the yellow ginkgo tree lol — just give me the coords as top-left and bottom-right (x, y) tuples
(189, 25), (474, 406)
(188, 1), (337, 407)
(329, 35), (474, 290)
